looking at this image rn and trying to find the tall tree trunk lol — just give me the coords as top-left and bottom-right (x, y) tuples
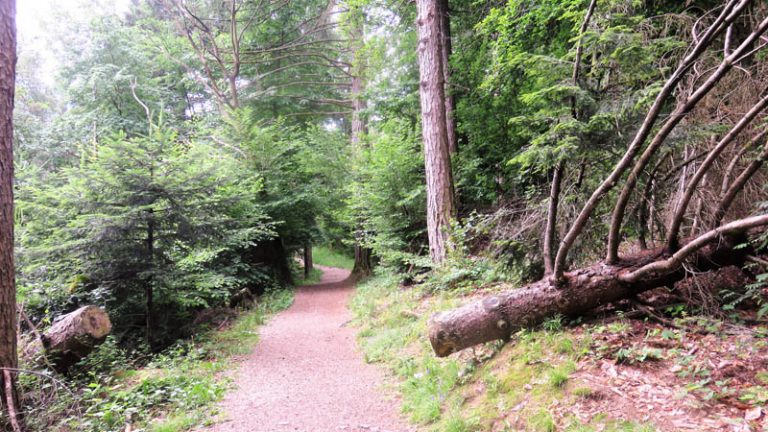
(350, 16), (373, 276)
(417, 0), (456, 264)
(350, 50), (366, 148)
(437, 0), (457, 155)
(0, 0), (20, 428)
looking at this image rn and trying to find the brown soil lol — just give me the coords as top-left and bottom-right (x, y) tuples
(200, 266), (413, 432)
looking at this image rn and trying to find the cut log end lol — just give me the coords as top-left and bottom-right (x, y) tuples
(25, 305), (112, 372)
(78, 305), (112, 339)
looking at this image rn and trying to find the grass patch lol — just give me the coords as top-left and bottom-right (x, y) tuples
(352, 272), (658, 432)
(549, 361), (576, 388)
(313, 245), (354, 270)
(296, 267), (323, 285)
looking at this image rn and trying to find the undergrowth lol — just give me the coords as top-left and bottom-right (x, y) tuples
(21, 288), (294, 432)
(352, 271), (656, 431)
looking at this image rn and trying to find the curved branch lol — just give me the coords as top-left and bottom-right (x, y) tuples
(553, 0), (749, 279)
(620, 213), (768, 283)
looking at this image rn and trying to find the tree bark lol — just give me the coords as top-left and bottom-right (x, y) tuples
(0, 0), (19, 426)
(25, 306), (112, 372)
(417, 0), (456, 264)
(429, 223), (759, 357)
(437, 0), (457, 155)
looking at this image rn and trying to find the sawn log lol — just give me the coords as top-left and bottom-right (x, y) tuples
(25, 305), (112, 371)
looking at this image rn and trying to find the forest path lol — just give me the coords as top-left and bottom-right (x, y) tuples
(200, 266), (412, 432)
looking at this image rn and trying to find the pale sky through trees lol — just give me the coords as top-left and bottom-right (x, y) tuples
(17, 0), (132, 85)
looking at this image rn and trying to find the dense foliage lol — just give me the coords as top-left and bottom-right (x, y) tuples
(15, 0), (768, 347)
(10, 0), (768, 429)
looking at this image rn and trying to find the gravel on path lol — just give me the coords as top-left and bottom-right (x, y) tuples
(200, 266), (413, 432)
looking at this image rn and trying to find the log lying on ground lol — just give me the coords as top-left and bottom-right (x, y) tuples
(428, 231), (750, 357)
(25, 305), (112, 371)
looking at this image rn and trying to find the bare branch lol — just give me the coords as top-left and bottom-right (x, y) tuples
(130, 78), (153, 135)
(721, 129), (768, 194)
(605, 11), (768, 264)
(714, 133), (768, 225)
(3, 369), (21, 432)
(281, 110), (352, 117)
(666, 92), (768, 249)
(277, 95), (352, 107)
(660, 149), (708, 182)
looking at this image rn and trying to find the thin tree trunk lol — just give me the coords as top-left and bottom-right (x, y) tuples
(303, 243), (313, 278)
(637, 154), (669, 250)
(715, 137), (768, 226)
(544, 0), (595, 275)
(0, 0), (19, 426)
(553, 1), (747, 276)
(543, 162), (563, 275)
(666, 95), (768, 250)
(417, 0), (456, 264)
(437, 0), (457, 155)
(720, 129), (768, 195)
(146, 212), (154, 348)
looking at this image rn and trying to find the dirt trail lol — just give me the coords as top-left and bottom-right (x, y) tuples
(201, 266), (412, 432)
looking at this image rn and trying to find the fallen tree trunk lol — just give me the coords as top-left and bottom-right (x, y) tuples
(24, 305), (112, 371)
(428, 232), (750, 357)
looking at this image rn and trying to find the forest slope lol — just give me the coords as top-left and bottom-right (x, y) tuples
(354, 272), (768, 431)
